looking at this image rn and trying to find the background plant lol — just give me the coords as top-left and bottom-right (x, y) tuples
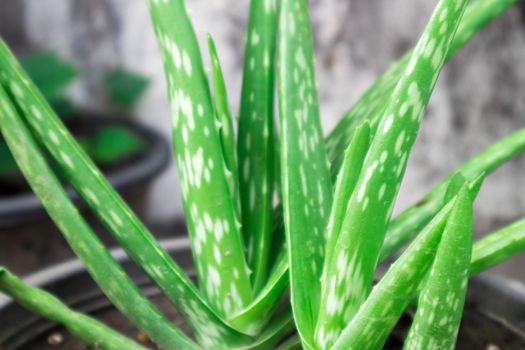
(0, 51), (149, 177)
(0, 0), (524, 349)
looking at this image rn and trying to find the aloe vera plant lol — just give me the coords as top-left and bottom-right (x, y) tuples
(1, 0), (525, 349)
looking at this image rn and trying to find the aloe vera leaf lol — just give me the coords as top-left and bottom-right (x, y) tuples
(333, 186), (472, 350)
(325, 0), (517, 171)
(232, 120), (525, 335)
(471, 218), (525, 275)
(146, 0), (253, 316)
(0, 86), (198, 350)
(0, 268), (149, 350)
(380, 171), (484, 262)
(278, 0), (333, 345)
(322, 122), (370, 283)
(208, 34), (241, 220)
(316, 1), (469, 345)
(443, 172), (468, 202)
(381, 127), (525, 261)
(238, 0), (276, 294)
(229, 234), (288, 334)
(0, 40), (251, 347)
(275, 336), (302, 350)
(233, 1), (518, 341)
(238, 0), (514, 323)
(404, 188), (473, 350)
(236, 305), (294, 350)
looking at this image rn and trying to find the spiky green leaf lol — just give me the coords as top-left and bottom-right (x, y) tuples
(316, 0), (469, 346)
(0, 85), (198, 350)
(0, 268), (149, 350)
(0, 39), (250, 348)
(278, 0), (333, 346)
(237, 0), (518, 333)
(146, 0), (253, 319)
(381, 127), (525, 261)
(471, 218), (525, 275)
(404, 187), (473, 349)
(238, 0), (276, 294)
(322, 122), (370, 284)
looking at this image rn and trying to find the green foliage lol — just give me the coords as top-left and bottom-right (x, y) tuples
(89, 126), (147, 164)
(278, 0), (333, 346)
(104, 67), (150, 109)
(237, 0), (276, 294)
(20, 51), (79, 100)
(0, 139), (17, 173)
(404, 187), (473, 350)
(0, 268), (148, 350)
(0, 83), (198, 350)
(0, 0), (524, 349)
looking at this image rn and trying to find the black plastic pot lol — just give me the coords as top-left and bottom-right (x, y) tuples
(0, 113), (172, 275)
(1, 238), (525, 349)
(0, 113), (171, 226)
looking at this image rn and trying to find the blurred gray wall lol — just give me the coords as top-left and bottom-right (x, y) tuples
(1, 0), (525, 275)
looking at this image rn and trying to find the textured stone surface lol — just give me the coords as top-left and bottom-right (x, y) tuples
(1, 0), (525, 277)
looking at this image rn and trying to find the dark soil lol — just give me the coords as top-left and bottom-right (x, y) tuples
(20, 293), (191, 350)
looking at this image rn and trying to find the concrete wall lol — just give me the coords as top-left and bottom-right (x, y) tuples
(1, 0), (525, 276)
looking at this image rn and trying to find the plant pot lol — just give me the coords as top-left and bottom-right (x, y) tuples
(0, 238), (524, 350)
(0, 112), (172, 275)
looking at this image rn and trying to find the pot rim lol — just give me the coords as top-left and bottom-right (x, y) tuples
(0, 237), (191, 309)
(0, 113), (171, 227)
(2, 238), (525, 347)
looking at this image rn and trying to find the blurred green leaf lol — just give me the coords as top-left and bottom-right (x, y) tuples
(104, 68), (149, 109)
(49, 96), (75, 119)
(20, 51), (79, 100)
(90, 126), (146, 164)
(0, 139), (17, 174)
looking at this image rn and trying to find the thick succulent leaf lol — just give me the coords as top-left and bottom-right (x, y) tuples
(404, 187), (473, 350)
(331, 189), (469, 350)
(275, 336), (301, 350)
(237, 0), (276, 294)
(381, 127), (525, 261)
(471, 218), (525, 275)
(0, 40), (250, 348)
(278, 0), (333, 346)
(316, 1), (469, 345)
(231, 0), (519, 331)
(324, 0), (517, 172)
(147, 0), (253, 317)
(0, 268), (149, 350)
(229, 246), (288, 334)
(443, 172), (468, 202)
(236, 305), (294, 350)
(208, 34), (241, 221)
(234, 122), (525, 336)
(0, 86), (198, 350)
(322, 122), (370, 282)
